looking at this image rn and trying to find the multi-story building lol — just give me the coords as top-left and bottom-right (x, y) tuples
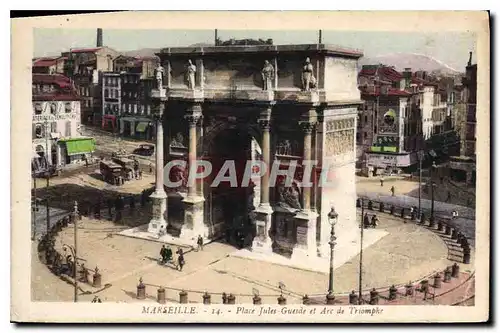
(357, 65), (423, 174)
(32, 56), (67, 75)
(61, 41), (120, 126)
(448, 52), (477, 184)
(101, 72), (121, 131)
(32, 74), (95, 171)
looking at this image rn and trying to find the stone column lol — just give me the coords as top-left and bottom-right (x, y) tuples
(292, 108), (319, 260)
(148, 102), (168, 234)
(196, 59), (204, 90)
(182, 102), (206, 240)
(252, 105), (274, 253)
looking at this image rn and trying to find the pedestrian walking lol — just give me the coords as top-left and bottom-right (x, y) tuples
(390, 186), (395, 196)
(160, 245), (167, 264)
(149, 163), (153, 174)
(196, 235), (204, 251)
(380, 176), (384, 187)
(176, 248), (185, 271)
(446, 191), (451, 202)
(363, 213), (370, 228)
(371, 215), (379, 228)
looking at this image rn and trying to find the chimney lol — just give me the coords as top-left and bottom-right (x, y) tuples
(214, 29), (218, 46)
(467, 51), (472, 66)
(403, 68), (412, 89)
(97, 28), (103, 47)
(318, 30), (322, 44)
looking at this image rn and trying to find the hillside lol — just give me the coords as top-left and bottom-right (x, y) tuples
(359, 53), (463, 75)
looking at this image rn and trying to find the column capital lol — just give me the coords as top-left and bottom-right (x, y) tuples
(258, 104), (273, 130)
(299, 121), (317, 134)
(185, 113), (202, 127)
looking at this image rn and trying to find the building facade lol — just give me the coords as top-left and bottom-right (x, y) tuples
(148, 43), (363, 263)
(32, 74), (95, 171)
(101, 72), (121, 131)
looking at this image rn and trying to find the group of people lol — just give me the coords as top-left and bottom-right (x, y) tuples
(159, 245), (185, 271)
(158, 236), (204, 272)
(379, 177), (396, 196)
(363, 213), (379, 228)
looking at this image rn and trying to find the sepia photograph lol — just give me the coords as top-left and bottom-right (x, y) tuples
(10, 11), (490, 323)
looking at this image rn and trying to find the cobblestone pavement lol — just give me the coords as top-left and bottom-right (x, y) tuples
(32, 211), (474, 304)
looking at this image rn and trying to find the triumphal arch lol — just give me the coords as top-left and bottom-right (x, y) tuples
(147, 42), (363, 260)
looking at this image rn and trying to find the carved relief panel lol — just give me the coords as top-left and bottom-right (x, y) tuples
(324, 117), (355, 157)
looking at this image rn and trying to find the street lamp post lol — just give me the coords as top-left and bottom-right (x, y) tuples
(430, 161), (437, 221)
(417, 150), (424, 217)
(65, 200), (80, 302)
(326, 207), (338, 304)
(358, 198), (364, 304)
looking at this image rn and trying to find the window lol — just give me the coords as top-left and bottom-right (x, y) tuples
(133, 104), (137, 114)
(374, 126), (377, 134)
(364, 115), (368, 123)
(65, 121), (71, 137)
(104, 89), (109, 98)
(34, 103), (42, 115)
(34, 124), (44, 138)
(364, 132), (368, 139)
(65, 102), (72, 113)
(50, 103), (57, 114)
(50, 122), (57, 133)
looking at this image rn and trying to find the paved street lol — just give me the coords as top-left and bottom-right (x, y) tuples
(31, 210), (475, 304)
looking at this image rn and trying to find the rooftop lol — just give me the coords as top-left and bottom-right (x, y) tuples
(157, 44), (363, 58)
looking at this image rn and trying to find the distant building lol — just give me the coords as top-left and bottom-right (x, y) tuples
(32, 56), (67, 75)
(32, 74), (95, 171)
(448, 52), (477, 185)
(101, 72), (121, 131)
(357, 65), (423, 174)
(62, 44), (120, 126)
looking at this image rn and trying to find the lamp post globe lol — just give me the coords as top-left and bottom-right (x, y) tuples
(326, 206), (338, 303)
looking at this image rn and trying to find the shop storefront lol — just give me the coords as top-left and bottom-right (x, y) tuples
(58, 137), (96, 165)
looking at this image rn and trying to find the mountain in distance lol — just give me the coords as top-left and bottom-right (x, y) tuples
(359, 53), (464, 76)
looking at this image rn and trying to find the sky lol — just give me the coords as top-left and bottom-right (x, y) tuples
(33, 29), (477, 70)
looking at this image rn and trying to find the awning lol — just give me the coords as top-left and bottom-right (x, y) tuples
(136, 122), (149, 133)
(60, 138), (96, 156)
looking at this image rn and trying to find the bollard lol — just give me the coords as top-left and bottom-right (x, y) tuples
(277, 295), (287, 305)
(379, 202), (384, 213)
(179, 290), (188, 304)
(227, 293), (236, 305)
(369, 288), (379, 305)
(349, 290), (358, 305)
(93, 267), (102, 288)
(222, 292), (228, 304)
(444, 267), (452, 282)
(420, 280), (429, 293)
(405, 283), (414, 296)
(253, 295), (262, 305)
(411, 211), (416, 221)
(326, 293), (335, 305)
(390, 205), (395, 215)
(302, 295), (310, 305)
(438, 220), (444, 232)
(202, 292), (211, 305)
(137, 277), (146, 300)
(157, 287), (166, 304)
(368, 201), (373, 210)
(445, 224), (452, 235)
(451, 229), (458, 240)
(463, 247), (471, 264)
(356, 199), (361, 208)
(388, 285), (397, 301)
(400, 208), (405, 219)
(433, 273), (442, 289)
(451, 263), (460, 278)
(429, 217), (436, 228)
(420, 213), (426, 224)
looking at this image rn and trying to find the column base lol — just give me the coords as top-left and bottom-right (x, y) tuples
(147, 190), (168, 234)
(251, 204), (274, 254)
(291, 209), (319, 260)
(181, 196), (206, 240)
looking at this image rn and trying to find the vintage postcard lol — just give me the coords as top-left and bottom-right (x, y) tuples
(11, 11), (490, 323)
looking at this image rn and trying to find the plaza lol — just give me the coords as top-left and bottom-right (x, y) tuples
(32, 207), (474, 304)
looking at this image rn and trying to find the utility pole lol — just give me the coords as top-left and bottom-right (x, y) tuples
(418, 150), (423, 216)
(358, 198), (364, 304)
(73, 200), (79, 303)
(44, 117), (50, 234)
